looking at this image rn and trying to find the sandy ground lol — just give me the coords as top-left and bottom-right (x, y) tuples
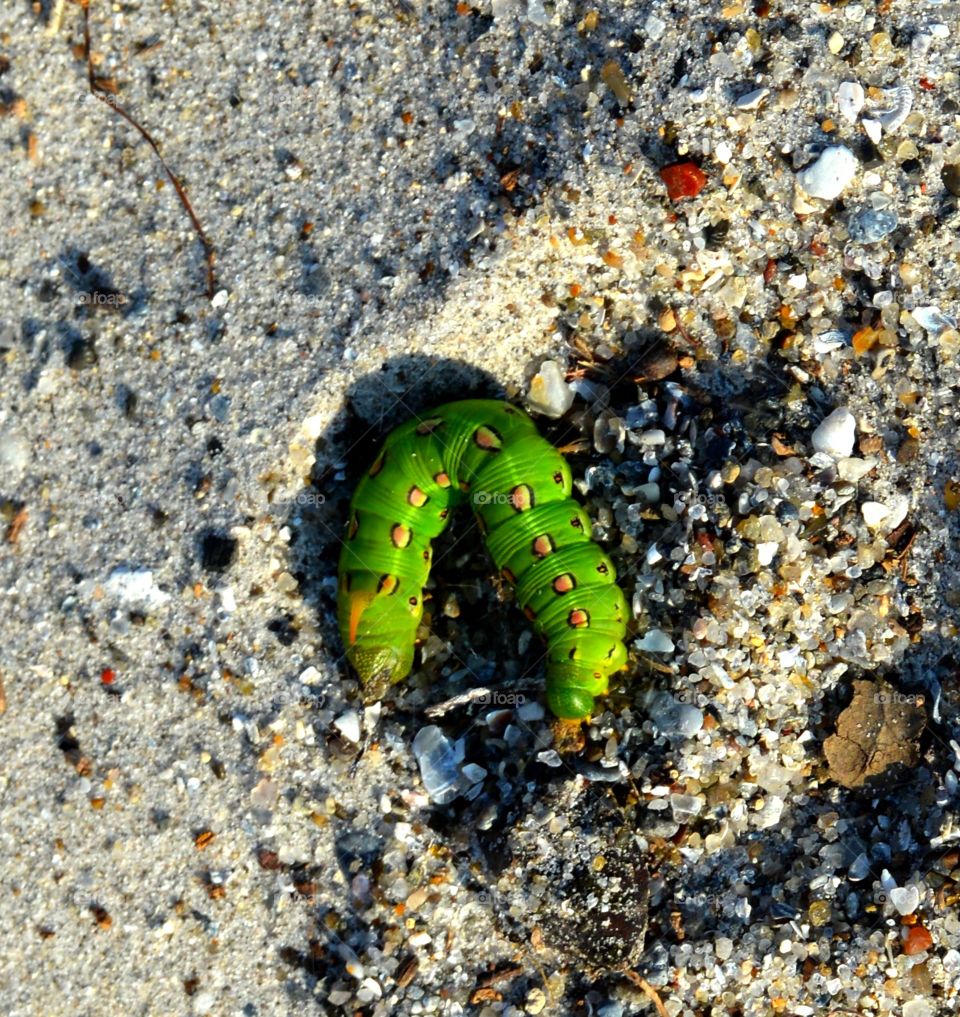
(2, 1), (960, 1015)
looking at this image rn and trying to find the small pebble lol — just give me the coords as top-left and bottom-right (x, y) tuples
(942, 164), (960, 197)
(526, 360), (574, 418)
(412, 726), (463, 805)
(461, 762), (487, 785)
(861, 502), (890, 529)
(756, 541), (778, 566)
(848, 209), (898, 244)
(649, 692), (703, 739)
(902, 924), (933, 955)
(670, 793), (703, 821)
(644, 14), (666, 41)
(903, 1002), (934, 1017)
(837, 457), (875, 482)
(660, 161), (708, 201)
(890, 884), (920, 916)
(811, 407), (856, 458)
(102, 567), (171, 611)
(636, 629), (674, 653)
(912, 306), (957, 334)
(517, 700), (545, 722)
(848, 853), (871, 880)
(525, 987), (547, 1015)
(192, 993), (216, 1015)
(862, 118), (882, 144)
(357, 977), (382, 1002)
(334, 710), (362, 744)
(735, 87), (769, 110)
(797, 146), (859, 201)
(299, 666), (322, 685)
(0, 429), (29, 482)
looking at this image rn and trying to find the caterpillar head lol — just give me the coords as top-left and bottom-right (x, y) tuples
(349, 642), (414, 702)
(339, 574), (418, 701)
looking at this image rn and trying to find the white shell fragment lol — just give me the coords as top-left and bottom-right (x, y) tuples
(811, 407), (856, 458)
(837, 457), (877, 482)
(813, 329), (850, 355)
(0, 428), (29, 482)
(735, 87), (769, 111)
(334, 710), (362, 743)
(876, 85), (913, 133)
(912, 305), (958, 334)
(862, 118), (882, 144)
(861, 501), (890, 529)
(757, 541), (778, 566)
(796, 146), (859, 201)
(102, 567), (171, 611)
(526, 360), (574, 418)
(836, 81), (864, 123)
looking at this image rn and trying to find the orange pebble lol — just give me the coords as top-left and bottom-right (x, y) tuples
(902, 925), (933, 955)
(659, 162), (707, 201)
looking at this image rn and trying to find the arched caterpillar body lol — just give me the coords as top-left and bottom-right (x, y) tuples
(337, 400), (629, 719)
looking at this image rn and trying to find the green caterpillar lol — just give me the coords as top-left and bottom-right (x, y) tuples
(337, 400), (629, 720)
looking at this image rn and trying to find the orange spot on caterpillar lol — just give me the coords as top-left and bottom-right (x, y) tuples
(523, 605), (537, 622)
(434, 471), (451, 488)
(501, 566), (516, 584)
(552, 573), (575, 593)
(552, 470), (564, 485)
(531, 534), (554, 558)
(568, 608), (590, 628)
(473, 425), (503, 451)
(391, 523), (412, 548)
(510, 484), (534, 511)
(407, 486), (428, 507)
(369, 454), (385, 477)
(377, 575), (399, 595)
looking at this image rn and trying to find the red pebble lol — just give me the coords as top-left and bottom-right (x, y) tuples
(100, 668), (116, 685)
(902, 925), (933, 955)
(659, 162), (707, 201)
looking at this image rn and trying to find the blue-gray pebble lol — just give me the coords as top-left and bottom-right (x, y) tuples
(848, 209), (898, 244)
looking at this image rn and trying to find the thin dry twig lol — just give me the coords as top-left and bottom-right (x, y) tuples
(5, 505), (28, 546)
(80, 0), (216, 299)
(624, 971), (669, 1017)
